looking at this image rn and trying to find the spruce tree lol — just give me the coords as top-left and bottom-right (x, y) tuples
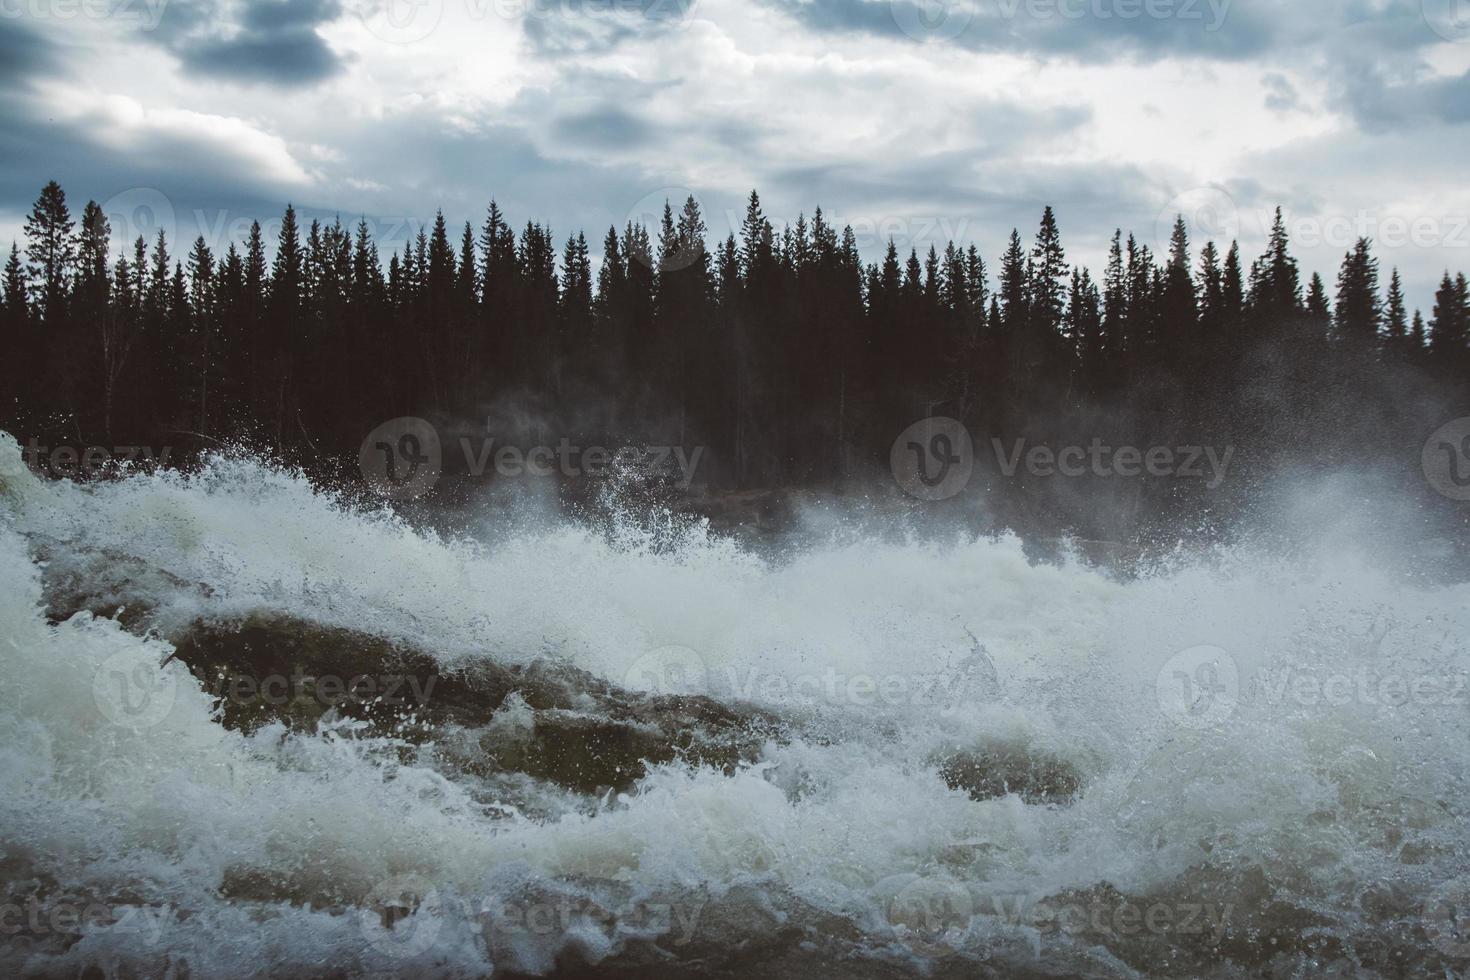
(1099, 230), (1126, 384)
(1306, 272), (1331, 328)
(1029, 206), (1067, 339)
(1158, 215), (1197, 361)
(1249, 207), (1301, 317)
(1383, 267), (1407, 357)
(999, 229), (1029, 333)
(1197, 240), (1222, 329)
(1, 243), (29, 415)
(1332, 237), (1379, 349)
(1221, 241), (1244, 322)
(23, 180), (75, 326)
(1429, 272), (1467, 371)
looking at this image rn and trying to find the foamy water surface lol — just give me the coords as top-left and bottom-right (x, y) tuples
(2, 431), (1468, 978)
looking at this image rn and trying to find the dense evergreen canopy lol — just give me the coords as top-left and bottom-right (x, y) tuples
(4, 181), (1467, 541)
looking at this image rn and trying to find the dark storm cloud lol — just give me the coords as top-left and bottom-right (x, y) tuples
(0, 104), (293, 246)
(764, 0), (1255, 60)
(151, 0), (345, 85)
(1329, 61), (1470, 133)
(519, 0), (696, 56)
(0, 18), (58, 84)
(310, 114), (677, 248)
(552, 107), (657, 148)
(0, 113), (290, 261)
(757, 0), (1435, 63)
(0, 27), (304, 246)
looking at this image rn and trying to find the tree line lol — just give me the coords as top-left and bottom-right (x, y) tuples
(4, 179), (1467, 535)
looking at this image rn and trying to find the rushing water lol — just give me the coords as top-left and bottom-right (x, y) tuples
(2, 429), (1469, 978)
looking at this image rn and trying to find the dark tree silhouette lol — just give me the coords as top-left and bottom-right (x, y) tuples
(3, 180), (1467, 547)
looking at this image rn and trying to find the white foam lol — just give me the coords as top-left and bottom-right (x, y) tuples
(2, 430), (1469, 976)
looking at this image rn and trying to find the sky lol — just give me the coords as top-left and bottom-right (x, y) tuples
(3, 0), (1470, 312)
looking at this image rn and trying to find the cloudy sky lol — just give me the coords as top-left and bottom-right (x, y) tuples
(4, 0), (1469, 310)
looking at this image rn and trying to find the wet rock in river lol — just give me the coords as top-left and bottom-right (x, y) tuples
(169, 615), (785, 796)
(934, 743), (1082, 805)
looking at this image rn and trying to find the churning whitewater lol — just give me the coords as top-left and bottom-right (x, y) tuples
(2, 428), (1469, 978)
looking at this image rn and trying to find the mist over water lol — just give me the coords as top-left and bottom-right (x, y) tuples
(3, 429), (1470, 978)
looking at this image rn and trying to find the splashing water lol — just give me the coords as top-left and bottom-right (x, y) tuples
(2, 430), (1469, 978)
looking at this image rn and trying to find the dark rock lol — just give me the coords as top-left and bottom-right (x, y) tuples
(169, 615), (785, 796)
(934, 744), (1081, 805)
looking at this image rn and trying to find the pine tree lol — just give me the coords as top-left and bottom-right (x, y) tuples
(1158, 215), (1197, 361)
(678, 196), (711, 286)
(1429, 271), (1467, 371)
(419, 211), (456, 401)
(62, 201), (113, 425)
(1124, 234), (1155, 363)
(270, 207), (303, 323)
(919, 243), (938, 310)
(1099, 229), (1126, 380)
(77, 201), (110, 288)
(458, 221), (478, 312)
(663, 196), (712, 441)
(1332, 237), (1379, 350)
(1197, 240), (1222, 328)
(1, 243), (29, 415)
(100, 247), (140, 441)
(23, 180), (75, 325)
(186, 236), (216, 433)
(1221, 241), (1244, 322)
(735, 193), (773, 484)
(963, 245), (986, 316)
(1249, 207), (1301, 317)
(215, 241), (248, 422)
(711, 231), (743, 478)
(623, 221), (656, 371)
(656, 200), (680, 279)
(739, 191), (773, 282)
(3, 242), (27, 319)
(1383, 267), (1407, 358)
(264, 205), (303, 439)
(244, 221), (267, 303)
(1070, 267), (1103, 390)
(999, 229), (1029, 333)
(1306, 273), (1331, 328)
(1410, 309), (1428, 360)
(594, 225), (626, 374)
(480, 200), (517, 377)
(1029, 206), (1067, 338)
(147, 229), (171, 320)
(560, 231), (594, 384)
